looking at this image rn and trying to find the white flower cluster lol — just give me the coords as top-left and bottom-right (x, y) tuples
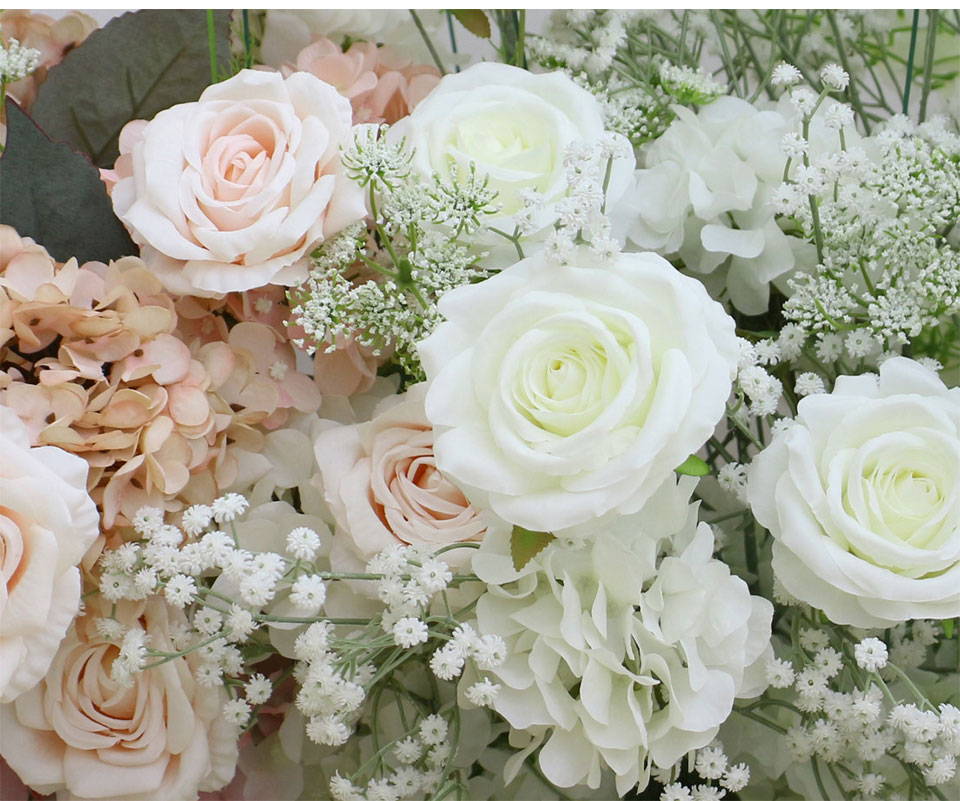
(327, 712), (460, 801)
(0, 24), (41, 84)
(368, 544), (507, 688)
(626, 93), (826, 314)
(656, 742), (750, 800)
(530, 12), (726, 148)
(468, 478), (772, 796)
(777, 89), (960, 354)
(289, 128), (495, 380)
(95, 496), (330, 703)
(756, 620), (959, 797)
(523, 135), (631, 266)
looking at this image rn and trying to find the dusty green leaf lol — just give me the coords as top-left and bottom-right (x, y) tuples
(451, 10), (492, 39)
(0, 99), (136, 264)
(510, 526), (555, 571)
(675, 454), (710, 477)
(944, 619), (956, 639)
(31, 9), (231, 168)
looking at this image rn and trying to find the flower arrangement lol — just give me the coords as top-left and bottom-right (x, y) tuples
(1, 8), (959, 801)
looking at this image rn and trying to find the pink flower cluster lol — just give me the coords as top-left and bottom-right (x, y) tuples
(281, 36), (440, 125)
(0, 226), (321, 533)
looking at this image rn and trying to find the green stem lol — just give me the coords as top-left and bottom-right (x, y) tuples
(919, 10), (939, 122)
(903, 10), (921, 114)
(410, 10), (447, 75)
(515, 10), (526, 68)
(241, 10), (252, 69)
(206, 10), (218, 84)
(445, 11), (460, 72)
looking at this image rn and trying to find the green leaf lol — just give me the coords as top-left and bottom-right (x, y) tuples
(0, 99), (136, 264)
(451, 10), (492, 39)
(675, 454), (710, 476)
(31, 9), (231, 168)
(944, 619), (955, 639)
(510, 526), (555, 571)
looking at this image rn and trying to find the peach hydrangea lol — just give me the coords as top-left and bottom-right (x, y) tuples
(0, 227), (321, 532)
(281, 37), (440, 125)
(0, 10), (97, 109)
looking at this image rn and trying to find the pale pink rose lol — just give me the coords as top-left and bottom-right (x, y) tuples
(284, 37), (440, 125)
(110, 69), (367, 297)
(0, 597), (239, 801)
(314, 383), (500, 568)
(0, 405), (99, 703)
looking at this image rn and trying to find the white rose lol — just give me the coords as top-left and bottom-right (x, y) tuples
(393, 63), (634, 233)
(111, 69), (366, 297)
(0, 405), (99, 702)
(748, 357), (960, 628)
(419, 246), (738, 532)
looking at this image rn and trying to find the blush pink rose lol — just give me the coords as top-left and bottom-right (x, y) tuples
(110, 69), (367, 297)
(0, 597), (238, 801)
(0, 405), (99, 703)
(314, 383), (504, 570)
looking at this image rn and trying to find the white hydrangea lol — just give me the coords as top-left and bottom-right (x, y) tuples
(626, 96), (820, 314)
(471, 477), (772, 795)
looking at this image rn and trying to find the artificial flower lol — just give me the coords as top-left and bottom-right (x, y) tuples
(419, 246), (738, 532)
(471, 477), (771, 795)
(1, 597), (238, 800)
(283, 37), (440, 125)
(748, 357), (960, 627)
(392, 62), (635, 235)
(315, 383), (500, 569)
(0, 406), (99, 702)
(110, 69), (367, 297)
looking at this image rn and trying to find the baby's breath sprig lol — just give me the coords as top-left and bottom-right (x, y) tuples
(290, 130), (497, 382)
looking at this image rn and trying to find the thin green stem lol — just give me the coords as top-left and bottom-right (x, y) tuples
(919, 10), (939, 122)
(903, 10), (921, 114)
(206, 10), (218, 84)
(515, 10), (526, 68)
(411, 10), (447, 75)
(445, 11), (460, 73)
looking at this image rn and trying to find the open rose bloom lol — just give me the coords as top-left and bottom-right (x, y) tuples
(111, 70), (366, 297)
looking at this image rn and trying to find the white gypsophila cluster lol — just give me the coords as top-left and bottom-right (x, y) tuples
(654, 741), (750, 800)
(626, 92), (833, 315)
(468, 477), (772, 796)
(0, 24), (41, 84)
(529, 11), (722, 147)
(777, 94), (960, 356)
(326, 710), (465, 801)
(95, 496), (332, 726)
(522, 135), (632, 266)
(288, 126), (495, 380)
(752, 620), (959, 798)
(730, 339), (785, 420)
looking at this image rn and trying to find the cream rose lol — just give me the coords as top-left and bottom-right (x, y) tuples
(0, 406), (99, 702)
(314, 383), (501, 568)
(418, 246), (739, 533)
(1, 598), (238, 801)
(393, 62), (634, 230)
(747, 357), (960, 628)
(111, 69), (366, 297)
